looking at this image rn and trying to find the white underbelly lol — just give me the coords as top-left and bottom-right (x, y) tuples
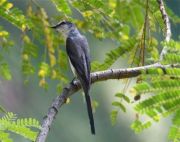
(68, 58), (76, 76)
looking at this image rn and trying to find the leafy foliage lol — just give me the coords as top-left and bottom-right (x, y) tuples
(131, 40), (180, 141)
(92, 37), (137, 71)
(51, 0), (71, 15)
(111, 93), (130, 125)
(0, 0), (31, 30)
(0, 27), (13, 80)
(168, 110), (180, 142)
(0, 112), (40, 141)
(22, 4), (69, 89)
(131, 120), (152, 133)
(162, 40), (180, 64)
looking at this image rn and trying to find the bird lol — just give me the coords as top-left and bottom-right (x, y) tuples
(51, 21), (95, 134)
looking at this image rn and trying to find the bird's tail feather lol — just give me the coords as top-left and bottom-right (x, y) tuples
(84, 91), (95, 134)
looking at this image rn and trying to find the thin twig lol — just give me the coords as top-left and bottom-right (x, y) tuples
(157, 0), (171, 60)
(31, 0), (41, 9)
(141, 0), (149, 66)
(35, 63), (178, 142)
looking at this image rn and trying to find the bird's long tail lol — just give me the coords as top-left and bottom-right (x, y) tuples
(84, 91), (95, 134)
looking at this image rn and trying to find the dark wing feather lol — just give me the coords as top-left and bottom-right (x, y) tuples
(66, 36), (91, 92)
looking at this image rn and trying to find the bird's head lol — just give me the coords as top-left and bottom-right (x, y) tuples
(51, 21), (76, 38)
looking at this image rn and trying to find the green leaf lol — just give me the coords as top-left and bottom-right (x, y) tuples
(0, 105), (6, 113)
(51, 0), (71, 14)
(131, 120), (152, 133)
(91, 37), (137, 71)
(0, 63), (12, 80)
(135, 90), (180, 113)
(112, 102), (126, 112)
(115, 93), (124, 98)
(0, 112), (40, 141)
(164, 53), (180, 64)
(115, 93), (130, 103)
(134, 80), (180, 94)
(168, 110), (180, 141)
(0, 0), (31, 30)
(0, 131), (13, 142)
(110, 110), (118, 125)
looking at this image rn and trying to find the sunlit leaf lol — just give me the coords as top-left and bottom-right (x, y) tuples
(110, 110), (118, 125)
(112, 102), (126, 112)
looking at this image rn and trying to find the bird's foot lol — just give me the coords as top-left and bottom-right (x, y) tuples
(70, 77), (77, 85)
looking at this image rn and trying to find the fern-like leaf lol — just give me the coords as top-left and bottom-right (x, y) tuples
(134, 80), (180, 94)
(164, 53), (180, 64)
(135, 90), (180, 114)
(132, 39), (180, 135)
(168, 110), (180, 142)
(111, 93), (130, 125)
(51, 0), (71, 15)
(0, 112), (40, 141)
(131, 120), (152, 133)
(110, 110), (118, 125)
(0, 131), (12, 142)
(92, 37), (137, 71)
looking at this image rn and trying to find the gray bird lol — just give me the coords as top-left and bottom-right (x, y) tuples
(51, 21), (95, 134)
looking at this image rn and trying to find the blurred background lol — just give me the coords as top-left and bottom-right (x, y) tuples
(0, 0), (179, 142)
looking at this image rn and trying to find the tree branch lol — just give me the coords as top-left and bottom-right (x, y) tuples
(157, 0), (171, 60)
(35, 63), (178, 142)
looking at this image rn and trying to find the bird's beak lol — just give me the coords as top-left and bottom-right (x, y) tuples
(50, 25), (58, 29)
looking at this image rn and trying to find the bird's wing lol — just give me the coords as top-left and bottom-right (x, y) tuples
(81, 36), (91, 78)
(66, 36), (91, 91)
